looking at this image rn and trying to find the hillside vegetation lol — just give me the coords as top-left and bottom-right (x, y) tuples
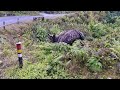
(1, 11), (120, 79)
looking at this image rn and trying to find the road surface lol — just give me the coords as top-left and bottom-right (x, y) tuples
(0, 13), (71, 28)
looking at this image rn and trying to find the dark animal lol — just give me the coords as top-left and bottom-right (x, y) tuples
(48, 30), (85, 45)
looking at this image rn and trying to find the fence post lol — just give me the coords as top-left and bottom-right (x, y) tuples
(33, 17), (35, 21)
(41, 17), (44, 21)
(17, 18), (19, 24)
(16, 42), (23, 68)
(3, 21), (5, 30)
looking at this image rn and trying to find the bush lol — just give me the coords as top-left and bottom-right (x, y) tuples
(86, 57), (102, 72)
(63, 43), (89, 68)
(104, 11), (120, 23)
(52, 42), (71, 53)
(31, 25), (48, 42)
(6, 56), (71, 79)
(88, 22), (109, 38)
(50, 24), (62, 34)
(111, 40), (120, 59)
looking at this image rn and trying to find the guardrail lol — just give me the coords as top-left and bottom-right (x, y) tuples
(0, 12), (76, 29)
(0, 16), (44, 29)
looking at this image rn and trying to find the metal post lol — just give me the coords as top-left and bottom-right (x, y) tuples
(3, 21), (5, 30)
(16, 42), (23, 68)
(33, 17), (35, 21)
(41, 17), (44, 21)
(17, 18), (19, 24)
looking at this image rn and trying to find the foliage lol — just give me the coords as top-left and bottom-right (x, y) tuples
(104, 11), (120, 24)
(31, 25), (49, 42)
(86, 57), (102, 72)
(50, 24), (62, 34)
(88, 22), (110, 38)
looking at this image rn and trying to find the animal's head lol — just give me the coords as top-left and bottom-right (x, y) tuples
(48, 33), (56, 42)
(79, 32), (85, 40)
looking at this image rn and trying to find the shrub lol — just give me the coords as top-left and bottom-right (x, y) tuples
(50, 24), (62, 34)
(86, 57), (102, 72)
(88, 22), (109, 38)
(110, 40), (120, 59)
(104, 11), (120, 23)
(31, 25), (48, 42)
(6, 57), (71, 79)
(52, 42), (71, 53)
(67, 45), (89, 65)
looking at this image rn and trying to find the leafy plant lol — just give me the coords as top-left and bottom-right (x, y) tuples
(88, 22), (109, 38)
(104, 11), (120, 23)
(86, 57), (102, 72)
(31, 25), (48, 42)
(50, 24), (62, 34)
(52, 42), (71, 53)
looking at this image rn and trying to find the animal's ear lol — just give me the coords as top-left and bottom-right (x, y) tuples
(48, 33), (52, 37)
(53, 33), (56, 37)
(48, 33), (53, 40)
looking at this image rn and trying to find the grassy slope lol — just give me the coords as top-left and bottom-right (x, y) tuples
(1, 11), (120, 79)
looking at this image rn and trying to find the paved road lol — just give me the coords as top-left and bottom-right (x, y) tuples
(0, 13), (70, 28)
(39, 13), (67, 19)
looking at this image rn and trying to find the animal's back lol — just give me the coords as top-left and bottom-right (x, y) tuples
(57, 30), (84, 44)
